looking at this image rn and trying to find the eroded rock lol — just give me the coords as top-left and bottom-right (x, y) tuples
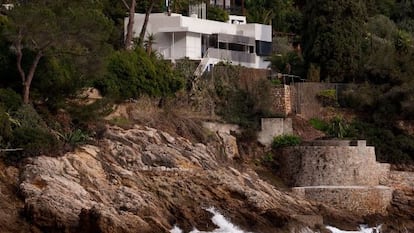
(19, 125), (320, 233)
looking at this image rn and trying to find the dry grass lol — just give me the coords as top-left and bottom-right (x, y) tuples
(105, 96), (218, 143)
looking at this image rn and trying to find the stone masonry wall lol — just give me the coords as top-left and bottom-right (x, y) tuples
(271, 85), (292, 116)
(292, 186), (393, 216)
(278, 142), (390, 187)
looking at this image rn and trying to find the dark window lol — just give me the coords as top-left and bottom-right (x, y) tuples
(219, 42), (227, 49)
(209, 34), (218, 48)
(255, 40), (272, 56)
(228, 43), (244, 52)
(249, 46), (254, 53)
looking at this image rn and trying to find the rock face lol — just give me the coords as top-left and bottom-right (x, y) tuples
(382, 171), (414, 233)
(0, 162), (35, 233)
(19, 125), (320, 233)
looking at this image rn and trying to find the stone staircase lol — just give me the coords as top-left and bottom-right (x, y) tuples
(194, 50), (212, 78)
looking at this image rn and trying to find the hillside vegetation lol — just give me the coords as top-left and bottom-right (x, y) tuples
(0, 0), (414, 164)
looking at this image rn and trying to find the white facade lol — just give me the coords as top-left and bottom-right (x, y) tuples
(127, 13), (272, 70)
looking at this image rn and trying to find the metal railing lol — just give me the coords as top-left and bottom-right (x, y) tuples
(207, 48), (255, 63)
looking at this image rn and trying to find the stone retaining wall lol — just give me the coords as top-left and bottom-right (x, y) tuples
(257, 118), (293, 146)
(271, 85), (292, 116)
(278, 144), (390, 186)
(292, 186), (393, 216)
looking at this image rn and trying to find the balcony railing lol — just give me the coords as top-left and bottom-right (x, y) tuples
(207, 48), (255, 63)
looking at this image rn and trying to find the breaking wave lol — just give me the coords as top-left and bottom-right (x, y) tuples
(326, 225), (381, 233)
(170, 207), (251, 233)
(170, 207), (381, 233)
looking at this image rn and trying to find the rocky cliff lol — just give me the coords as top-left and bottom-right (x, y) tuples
(9, 125), (322, 233)
(1, 122), (413, 233)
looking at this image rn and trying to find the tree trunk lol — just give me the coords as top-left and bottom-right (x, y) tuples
(124, 0), (136, 50)
(15, 32), (26, 84)
(23, 51), (43, 104)
(138, 0), (155, 47)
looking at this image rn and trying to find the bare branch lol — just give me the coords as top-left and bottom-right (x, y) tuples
(138, 0), (155, 47)
(15, 29), (26, 84)
(40, 40), (53, 50)
(124, 0), (136, 49)
(23, 50), (43, 104)
(121, 0), (130, 10)
(0, 148), (23, 152)
(31, 38), (39, 49)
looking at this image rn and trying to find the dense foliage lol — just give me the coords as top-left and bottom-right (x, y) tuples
(207, 5), (229, 22)
(95, 48), (184, 100)
(0, 0), (414, 164)
(245, 0), (302, 33)
(0, 0), (186, 158)
(301, 0), (366, 82)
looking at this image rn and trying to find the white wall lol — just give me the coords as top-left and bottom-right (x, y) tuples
(186, 32), (202, 59)
(172, 32), (187, 59)
(238, 24), (272, 42)
(127, 13), (272, 41)
(181, 16), (238, 35)
(154, 32), (172, 58)
(125, 13), (272, 68)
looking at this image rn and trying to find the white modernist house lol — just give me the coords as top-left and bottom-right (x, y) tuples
(127, 13), (272, 75)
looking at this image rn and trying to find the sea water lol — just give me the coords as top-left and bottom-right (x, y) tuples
(170, 208), (382, 233)
(170, 207), (251, 233)
(326, 225), (381, 233)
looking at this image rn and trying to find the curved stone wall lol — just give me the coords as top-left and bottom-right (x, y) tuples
(278, 145), (390, 186)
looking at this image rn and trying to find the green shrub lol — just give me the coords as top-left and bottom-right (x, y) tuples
(309, 118), (329, 131)
(310, 116), (355, 138)
(216, 88), (258, 128)
(12, 105), (47, 129)
(268, 52), (306, 77)
(11, 127), (61, 157)
(0, 106), (12, 147)
(270, 78), (282, 86)
(32, 56), (83, 110)
(272, 134), (301, 149)
(0, 88), (22, 111)
(208, 66), (275, 129)
(340, 84), (379, 110)
(327, 115), (356, 138)
(58, 128), (89, 148)
(207, 6), (229, 22)
(96, 48), (184, 100)
(68, 98), (113, 125)
(316, 89), (338, 107)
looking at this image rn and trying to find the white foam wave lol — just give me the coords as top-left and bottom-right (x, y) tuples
(169, 208), (381, 233)
(326, 225), (381, 233)
(170, 207), (252, 233)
